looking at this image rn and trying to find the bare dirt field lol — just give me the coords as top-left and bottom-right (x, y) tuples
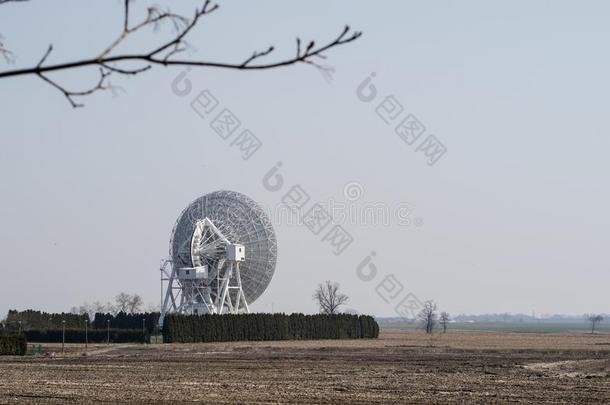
(0, 331), (608, 404)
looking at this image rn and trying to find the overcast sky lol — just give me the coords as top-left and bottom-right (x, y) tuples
(1, 0), (608, 317)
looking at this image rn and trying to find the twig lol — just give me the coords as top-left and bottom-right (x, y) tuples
(37, 68), (111, 108)
(97, 3), (190, 61)
(0, 0), (32, 63)
(36, 45), (113, 108)
(0, 41), (12, 63)
(37, 45), (53, 68)
(240, 46), (274, 67)
(123, 0), (129, 32)
(146, 1), (218, 59)
(100, 63), (151, 75)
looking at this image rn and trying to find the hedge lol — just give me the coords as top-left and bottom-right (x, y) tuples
(93, 312), (160, 334)
(163, 313), (379, 343)
(0, 334), (27, 356)
(24, 328), (149, 343)
(6, 310), (89, 331)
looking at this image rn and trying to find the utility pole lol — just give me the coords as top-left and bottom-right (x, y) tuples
(85, 321), (88, 354)
(142, 319), (146, 344)
(62, 320), (66, 354)
(107, 319), (110, 345)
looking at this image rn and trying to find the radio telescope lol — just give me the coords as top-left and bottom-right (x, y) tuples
(159, 190), (277, 326)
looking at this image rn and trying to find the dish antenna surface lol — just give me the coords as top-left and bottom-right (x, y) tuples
(160, 190), (277, 326)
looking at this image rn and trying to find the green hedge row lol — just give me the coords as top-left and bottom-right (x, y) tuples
(0, 334), (27, 356)
(163, 313), (379, 343)
(93, 312), (160, 334)
(24, 329), (149, 343)
(6, 310), (88, 330)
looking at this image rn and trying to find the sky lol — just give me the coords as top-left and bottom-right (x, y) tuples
(0, 0), (608, 317)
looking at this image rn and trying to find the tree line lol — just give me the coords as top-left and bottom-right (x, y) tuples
(163, 313), (379, 343)
(1, 309), (159, 343)
(93, 312), (160, 335)
(3, 309), (89, 331)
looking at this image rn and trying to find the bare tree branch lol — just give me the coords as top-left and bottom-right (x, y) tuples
(0, 38), (12, 63)
(0, 0), (29, 63)
(240, 46), (275, 68)
(0, 0), (362, 107)
(123, 0), (130, 33)
(38, 66), (111, 108)
(146, 1), (218, 58)
(0, 0), (29, 62)
(98, 1), (190, 61)
(100, 62), (151, 75)
(33, 45), (115, 107)
(37, 44), (53, 68)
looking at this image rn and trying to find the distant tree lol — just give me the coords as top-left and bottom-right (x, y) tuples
(440, 311), (450, 333)
(112, 293), (145, 314)
(70, 302), (95, 320)
(128, 294), (144, 314)
(587, 314), (604, 334)
(93, 301), (114, 316)
(418, 301), (438, 334)
(115, 293), (132, 313)
(313, 281), (349, 314)
(71, 298), (126, 317)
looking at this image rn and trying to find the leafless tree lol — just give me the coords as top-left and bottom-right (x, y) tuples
(128, 294), (144, 314)
(115, 292), (131, 313)
(587, 314), (604, 334)
(0, 0), (362, 107)
(91, 301), (108, 314)
(93, 301), (112, 315)
(440, 311), (450, 333)
(71, 298), (130, 316)
(418, 300), (438, 334)
(313, 280), (349, 314)
(70, 302), (95, 319)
